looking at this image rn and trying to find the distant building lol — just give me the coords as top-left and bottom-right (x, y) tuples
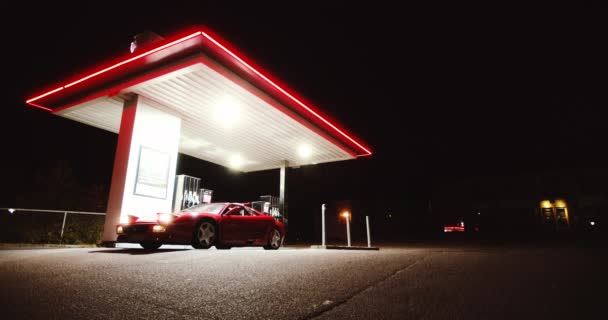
(430, 167), (607, 234)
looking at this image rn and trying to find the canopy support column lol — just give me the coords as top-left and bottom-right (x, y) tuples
(279, 160), (288, 226)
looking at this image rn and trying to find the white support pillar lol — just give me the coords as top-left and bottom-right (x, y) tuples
(102, 96), (181, 246)
(279, 160), (288, 225)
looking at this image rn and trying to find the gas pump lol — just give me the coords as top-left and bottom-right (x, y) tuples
(251, 195), (284, 223)
(172, 175), (213, 212)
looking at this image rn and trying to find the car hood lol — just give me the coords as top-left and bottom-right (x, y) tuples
(134, 211), (214, 223)
(135, 212), (176, 223)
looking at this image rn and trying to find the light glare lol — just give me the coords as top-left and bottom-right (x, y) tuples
(554, 199), (567, 208)
(158, 213), (173, 224)
(152, 225), (166, 232)
(298, 145), (312, 158)
(119, 215), (130, 225)
(229, 155), (244, 170)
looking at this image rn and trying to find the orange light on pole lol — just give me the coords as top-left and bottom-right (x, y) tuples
(342, 211), (351, 247)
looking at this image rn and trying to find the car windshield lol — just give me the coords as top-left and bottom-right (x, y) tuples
(182, 203), (226, 214)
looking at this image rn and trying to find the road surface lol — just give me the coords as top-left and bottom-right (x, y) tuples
(1, 242), (606, 319)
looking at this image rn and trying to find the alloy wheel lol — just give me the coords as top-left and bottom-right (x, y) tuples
(197, 222), (215, 246)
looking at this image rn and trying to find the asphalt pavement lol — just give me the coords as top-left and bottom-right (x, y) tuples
(1, 242), (607, 319)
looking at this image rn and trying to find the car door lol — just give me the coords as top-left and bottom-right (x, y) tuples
(221, 206), (256, 243)
(247, 208), (275, 240)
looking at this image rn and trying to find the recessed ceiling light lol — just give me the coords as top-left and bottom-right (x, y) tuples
(214, 97), (240, 127)
(298, 144), (312, 158)
(229, 154), (244, 169)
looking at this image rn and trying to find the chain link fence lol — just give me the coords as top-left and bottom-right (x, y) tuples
(0, 208), (105, 245)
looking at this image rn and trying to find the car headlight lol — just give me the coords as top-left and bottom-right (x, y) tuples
(152, 225), (166, 233)
(120, 215), (138, 225)
(119, 215), (130, 225)
(157, 213), (173, 224)
(116, 226), (124, 234)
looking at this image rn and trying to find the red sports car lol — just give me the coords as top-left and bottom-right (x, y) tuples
(116, 202), (285, 250)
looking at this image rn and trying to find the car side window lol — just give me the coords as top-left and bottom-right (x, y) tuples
(227, 206), (246, 216)
(243, 208), (251, 216)
(225, 206), (258, 216)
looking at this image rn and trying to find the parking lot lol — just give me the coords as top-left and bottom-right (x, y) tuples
(1, 242), (607, 319)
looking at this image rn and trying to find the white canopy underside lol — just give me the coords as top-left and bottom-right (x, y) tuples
(57, 62), (354, 172)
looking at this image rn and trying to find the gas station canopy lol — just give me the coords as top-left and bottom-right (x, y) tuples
(26, 27), (371, 172)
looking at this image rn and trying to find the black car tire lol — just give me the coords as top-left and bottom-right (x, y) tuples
(140, 242), (162, 250)
(263, 228), (282, 250)
(192, 220), (217, 249)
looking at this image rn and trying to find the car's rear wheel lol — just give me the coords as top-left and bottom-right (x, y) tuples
(140, 242), (162, 250)
(192, 220), (216, 249)
(263, 228), (282, 250)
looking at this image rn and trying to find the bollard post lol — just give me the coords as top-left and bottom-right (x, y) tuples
(366, 216), (371, 248)
(346, 214), (351, 247)
(321, 204), (326, 246)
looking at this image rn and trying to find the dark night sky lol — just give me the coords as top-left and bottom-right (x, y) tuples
(1, 2), (605, 239)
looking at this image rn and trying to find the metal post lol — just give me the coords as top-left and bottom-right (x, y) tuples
(279, 160), (287, 226)
(366, 215), (371, 248)
(321, 204), (326, 246)
(346, 214), (351, 247)
(60, 211), (68, 243)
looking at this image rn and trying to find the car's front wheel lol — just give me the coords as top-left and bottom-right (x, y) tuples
(192, 220), (217, 249)
(263, 228), (282, 250)
(140, 242), (162, 250)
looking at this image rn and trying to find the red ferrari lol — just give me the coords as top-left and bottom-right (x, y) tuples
(116, 202), (285, 250)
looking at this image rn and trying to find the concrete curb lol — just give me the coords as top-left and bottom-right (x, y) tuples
(310, 245), (380, 251)
(0, 243), (98, 249)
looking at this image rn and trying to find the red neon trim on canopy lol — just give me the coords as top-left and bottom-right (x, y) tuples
(200, 32), (372, 156)
(64, 32), (202, 88)
(26, 32), (202, 106)
(25, 28), (371, 156)
(27, 102), (53, 112)
(25, 86), (64, 104)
